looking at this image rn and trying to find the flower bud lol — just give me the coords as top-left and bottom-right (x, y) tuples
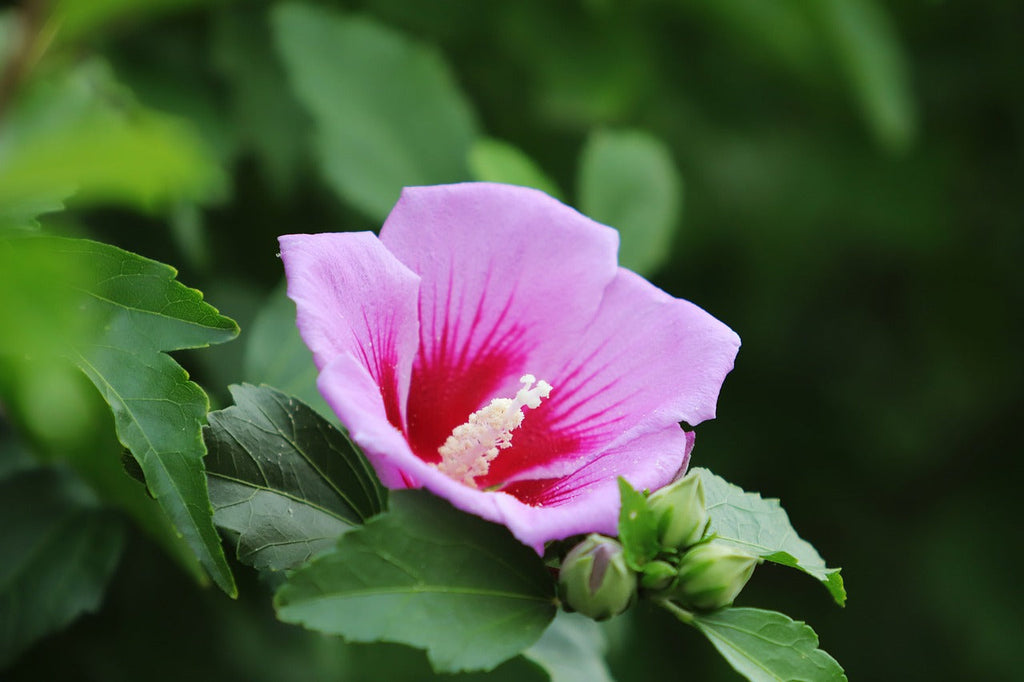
(673, 541), (758, 610)
(647, 473), (708, 550)
(639, 560), (677, 591)
(559, 534), (637, 620)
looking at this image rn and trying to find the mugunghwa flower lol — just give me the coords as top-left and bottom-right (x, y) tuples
(279, 183), (739, 551)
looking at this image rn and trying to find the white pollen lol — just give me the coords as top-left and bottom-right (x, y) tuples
(437, 374), (553, 487)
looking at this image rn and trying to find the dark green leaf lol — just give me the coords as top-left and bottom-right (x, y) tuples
(522, 612), (613, 682)
(468, 138), (563, 200)
(813, 0), (915, 152)
(0, 467), (125, 668)
(578, 129), (682, 276)
(205, 384), (385, 572)
(616, 477), (660, 570)
(695, 468), (845, 606)
(693, 608), (847, 682)
(59, 238), (239, 595)
(211, 7), (309, 196)
(243, 282), (333, 422)
(275, 490), (557, 673)
(273, 2), (477, 219)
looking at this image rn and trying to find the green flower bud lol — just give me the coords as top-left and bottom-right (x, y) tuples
(640, 560), (677, 591)
(647, 473), (708, 550)
(673, 541), (758, 610)
(559, 534), (637, 620)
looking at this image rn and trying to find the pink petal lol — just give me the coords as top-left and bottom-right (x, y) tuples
(279, 232), (420, 431)
(484, 268), (739, 485)
(378, 183), (620, 462)
(370, 424), (694, 552)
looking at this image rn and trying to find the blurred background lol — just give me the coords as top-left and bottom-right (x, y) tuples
(1, 0), (1021, 680)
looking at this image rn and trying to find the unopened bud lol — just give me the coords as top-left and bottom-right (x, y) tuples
(647, 472), (708, 550)
(640, 560), (677, 591)
(559, 534), (637, 620)
(673, 541), (758, 610)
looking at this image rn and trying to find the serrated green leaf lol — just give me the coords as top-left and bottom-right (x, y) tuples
(468, 138), (563, 200)
(693, 608), (847, 682)
(272, 2), (476, 219)
(616, 477), (660, 571)
(243, 282), (333, 421)
(578, 129), (682, 276)
(275, 489), (557, 673)
(0, 467), (125, 668)
(52, 238), (239, 595)
(523, 612), (614, 682)
(205, 384), (385, 572)
(695, 468), (845, 606)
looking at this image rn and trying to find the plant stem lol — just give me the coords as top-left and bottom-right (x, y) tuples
(657, 598), (696, 624)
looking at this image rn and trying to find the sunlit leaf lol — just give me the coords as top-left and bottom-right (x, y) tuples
(273, 2), (476, 219)
(0, 60), (225, 213)
(205, 384), (385, 572)
(275, 490), (556, 673)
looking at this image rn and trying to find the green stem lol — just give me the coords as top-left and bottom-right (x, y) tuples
(657, 598), (696, 625)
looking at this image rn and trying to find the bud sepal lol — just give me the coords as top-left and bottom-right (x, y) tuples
(672, 541), (759, 611)
(558, 534), (638, 620)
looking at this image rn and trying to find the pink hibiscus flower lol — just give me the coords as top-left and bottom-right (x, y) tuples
(279, 183), (739, 551)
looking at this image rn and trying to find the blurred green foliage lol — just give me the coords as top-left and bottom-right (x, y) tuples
(1, 0), (1021, 680)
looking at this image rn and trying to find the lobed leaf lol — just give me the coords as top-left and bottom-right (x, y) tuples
(205, 384), (386, 572)
(275, 490), (557, 673)
(695, 468), (845, 606)
(0, 467), (125, 668)
(60, 238), (238, 595)
(693, 608), (846, 682)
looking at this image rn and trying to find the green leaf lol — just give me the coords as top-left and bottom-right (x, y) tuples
(243, 282), (333, 421)
(695, 468), (845, 606)
(578, 129), (682, 276)
(814, 0), (915, 152)
(468, 138), (563, 199)
(51, 0), (213, 44)
(211, 7), (310, 196)
(0, 60), (225, 212)
(56, 238), (239, 595)
(523, 612), (613, 682)
(275, 489), (557, 673)
(273, 2), (477, 219)
(616, 477), (660, 571)
(692, 608), (847, 682)
(205, 384), (386, 572)
(0, 467), (125, 668)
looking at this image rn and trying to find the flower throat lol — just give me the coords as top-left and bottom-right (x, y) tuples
(436, 374), (552, 487)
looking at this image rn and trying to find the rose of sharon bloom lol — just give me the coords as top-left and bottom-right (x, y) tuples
(279, 183), (739, 551)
